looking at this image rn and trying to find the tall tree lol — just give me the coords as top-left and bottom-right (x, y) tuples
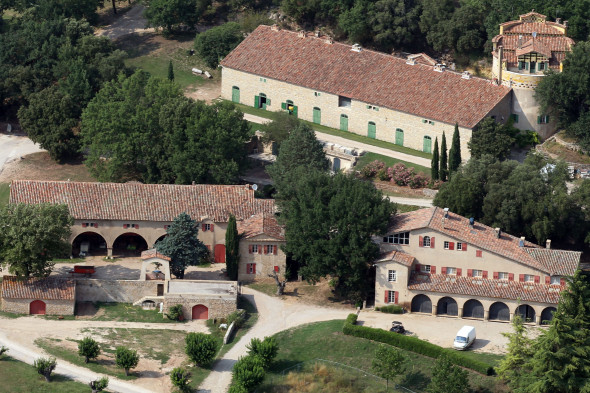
(225, 214), (239, 280)
(261, 111), (301, 152)
(448, 123), (462, 175)
(156, 213), (208, 278)
(372, 345), (407, 390)
(0, 203), (72, 277)
(144, 0), (206, 33)
(168, 60), (175, 81)
(439, 132), (448, 182)
(468, 117), (515, 160)
(280, 172), (395, 301)
(194, 22), (244, 68)
(431, 136), (439, 180)
(497, 314), (535, 391)
(428, 354), (470, 393)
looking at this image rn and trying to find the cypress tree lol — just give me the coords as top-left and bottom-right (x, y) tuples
(168, 60), (174, 81)
(448, 123), (462, 175)
(431, 137), (439, 180)
(225, 214), (239, 281)
(440, 132), (448, 182)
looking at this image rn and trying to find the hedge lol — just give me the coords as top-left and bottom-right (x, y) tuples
(375, 305), (404, 314)
(342, 314), (495, 376)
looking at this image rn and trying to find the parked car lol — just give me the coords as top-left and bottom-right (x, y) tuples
(390, 321), (405, 334)
(453, 326), (476, 350)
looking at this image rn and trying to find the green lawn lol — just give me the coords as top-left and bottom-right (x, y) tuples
(396, 204), (424, 213)
(258, 320), (505, 393)
(356, 152), (431, 176)
(126, 53), (207, 90)
(0, 356), (94, 392)
(0, 183), (9, 206)
(233, 102), (433, 160)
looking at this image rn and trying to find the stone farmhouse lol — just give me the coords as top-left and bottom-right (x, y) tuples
(9, 180), (286, 279)
(375, 207), (581, 325)
(1, 276), (75, 315)
(221, 25), (513, 160)
(492, 11), (574, 138)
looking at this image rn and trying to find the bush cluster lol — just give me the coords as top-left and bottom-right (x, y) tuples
(229, 337), (279, 392)
(375, 305), (404, 314)
(362, 160), (429, 189)
(360, 160), (386, 178)
(342, 314), (494, 376)
(166, 304), (184, 321)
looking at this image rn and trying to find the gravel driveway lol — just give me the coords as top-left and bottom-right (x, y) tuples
(0, 134), (44, 177)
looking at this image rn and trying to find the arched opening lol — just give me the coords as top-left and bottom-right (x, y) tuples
(437, 297), (458, 316)
(30, 300), (46, 315)
(214, 244), (226, 263)
(154, 234), (167, 247)
(332, 157), (341, 172)
(232, 86), (240, 103)
(258, 93), (268, 109)
(489, 302), (510, 321)
(113, 233), (148, 257)
(368, 122), (376, 139)
(192, 304), (208, 320)
(411, 294), (432, 313)
(340, 114), (348, 131)
(423, 136), (432, 153)
(516, 304), (536, 323)
(463, 299), (484, 319)
(142, 300), (156, 310)
(395, 128), (404, 146)
(72, 232), (108, 257)
(313, 107), (321, 124)
(540, 307), (557, 325)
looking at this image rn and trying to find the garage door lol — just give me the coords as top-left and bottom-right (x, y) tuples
(463, 299), (484, 319)
(30, 300), (46, 315)
(214, 244), (226, 263)
(411, 294), (432, 313)
(489, 302), (510, 321)
(192, 304), (208, 320)
(437, 297), (458, 316)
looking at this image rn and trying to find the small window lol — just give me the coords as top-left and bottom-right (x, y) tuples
(510, 114), (519, 123)
(259, 77), (267, 82)
(472, 269), (483, 277)
(524, 274), (534, 282)
(539, 62), (546, 71)
(373, 106), (379, 111)
(247, 263), (256, 274)
(383, 232), (410, 245)
(250, 244), (259, 254)
(550, 276), (561, 285)
(538, 115), (550, 124)
(388, 270), (397, 282)
(498, 272), (509, 280)
(423, 236), (431, 247)
(457, 242), (463, 251)
(387, 291), (396, 303)
(446, 267), (457, 275)
(428, 120), (435, 125)
(203, 224), (211, 232)
(421, 265), (431, 273)
(444, 241), (449, 250)
(338, 96), (352, 108)
(314, 91), (321, 97)
(476, 250), (483, 258)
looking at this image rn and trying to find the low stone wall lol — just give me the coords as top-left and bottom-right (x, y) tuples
(76, 279), (159, 303)
(1, 298), (75, 315)
(164, 295), (237, 320)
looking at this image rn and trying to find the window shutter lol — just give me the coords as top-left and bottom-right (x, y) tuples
(546, 116), (550, 123)
(441, 267), (447, 274)
(560, 277), (566, 286)
(537, 116), (541, 124)
(534, 275), (540, 284)
(210, 224), (214, 231)
(476, 250), (482, 258)
(254, 95), (260, 107)
(123, 224), (128, 229)
(384, 290), (389, 303)
(394, 291), (399, 304)
(293, 106), (298, 117)
(482, 271), (488, 279)
(267, 98), (271, 106)
(273, 245), (278, 255)
(94, 223), (99, 228)
(415, 264), (421, 272)
(462, 244), (467, 251)
(258, 246), (262, 254)
(249, 245), (252, 254)
(448, 242), (454, 250)
(545, 276), (551, 285)
(202, 224), (206, 231)
(281, 102), (286, 110)
(135, 224), (139, 229)
(430, 266), (436, 274)
(419, 236), (423, 247)
(467, 269), (473, 277)
(509, 273), (514, 281)
(253, 264), (256, 274)
(430, 237), (435, 248)
(456, 268), (462, 277)
(82, 223), (87, 228)
(519, 274), (525, 282)
(274, 266), (279, 272)
(493, 271), (499, 279)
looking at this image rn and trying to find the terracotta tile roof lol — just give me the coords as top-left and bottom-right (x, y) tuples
(376, 250), (415, 267)
(10, 180), (275, 223)
(222, 26), (511, 129)
(1, 276), (75, 300)
(407, 53), (437, 66)
(141, 249), (171, 261)
(238, 212), (285, 241)
(515, 39), (552, 58)
(387, 207), (581, 275)
(408, 272), (563, 304)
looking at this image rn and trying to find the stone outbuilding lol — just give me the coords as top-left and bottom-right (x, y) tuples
(1, 276), (76, 315)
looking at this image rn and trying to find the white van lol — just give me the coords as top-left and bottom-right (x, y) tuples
(453, 326), (476, 350)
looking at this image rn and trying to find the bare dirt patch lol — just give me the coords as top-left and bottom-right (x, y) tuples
(0, 152), (96, 183)
(541, 141), (590, 164)
(372, 180), (433, 198)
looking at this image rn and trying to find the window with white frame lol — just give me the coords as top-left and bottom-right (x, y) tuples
(423, 236), (431, 247)
(444, 241), (450, 250)
(420, 265), (431, 273)
(550, 276), (561, 285)
(383, 232), (410, 245)
(498, 272), (509, 280)
(457, 242), (463, 250)
(472, 269), (483, 277)
(388, 270), (397, 282)
(446, 267), (457, 275)
(203, 224), (211, 231)
(388, 291), (396, 303)
(524, 274), (534, 282)
(250, 245), (259, 254)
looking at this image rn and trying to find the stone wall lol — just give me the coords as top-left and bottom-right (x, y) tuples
(163, 295), (237, 320)
(1, 298), (75, 315)
(76, 279), (160, 303)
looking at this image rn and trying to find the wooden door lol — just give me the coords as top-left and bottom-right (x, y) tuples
(192, 304), (208, 320)
(368, 122), (376, 139)
(423, 136), (432, 153)
(395, 129), (404, 146)
(157, 284), (164, 296)
(340, 115), (348, 131)
(313, 107), (321, 124)
(30, 300), (46, 315)
(214, 244), (226, 263)
(333, 158), (341, 171)
(232, 86), (240, 103)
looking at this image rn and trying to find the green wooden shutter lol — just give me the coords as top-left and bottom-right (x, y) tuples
(254, 95), (260, 108)
(545, 115), (550, 123)
(267, 98), (271, 106)
(281, 102), (286, 110)
(293, 106), (298, 117)
(368, 122), (376, 139)
(313, 107), (321, 124)
(537, 116), (541, 124)
(340, 115), (348, 131)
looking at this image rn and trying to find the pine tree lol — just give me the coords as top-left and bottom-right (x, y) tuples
(496, 314), (534, 391)
(448, 123), (462, 175)
(168, 60), (174, 81)
(428, 354), (469, 393)
(431, 137), (439, 180)
(440, 132), (448, 181)
(225, 214), (239, 281)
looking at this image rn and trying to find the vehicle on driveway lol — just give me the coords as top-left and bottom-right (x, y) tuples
(390, 321), (405, 334)
(454, 325), (476, 350)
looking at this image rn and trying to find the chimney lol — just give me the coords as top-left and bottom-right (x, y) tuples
(271, 24), (280, 31)
(461, 71), (471, 79)
(495, 227), (501, 238)
(351, 43), (362, 52)
(324, 36), (333, 44)
(469, 217), (475, 227)
(546, 239), (551, 249)
(443, 207), (449, 218)
(519, 236), (526, 247)
(434, 63), (445, 72)
(518, 35), (523, 48)
(564, 20), (568, 27)
(406, 56), (416, 65)
(298, 30), (306, 38)
(556, 18), (561, 24)
(315, 30), (320, 38)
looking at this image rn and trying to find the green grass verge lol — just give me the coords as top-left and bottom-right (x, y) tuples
(126, 54), (202, 90)
(396, 204), (424, 213)
(232, 102), (433, 160)
(356, 152), (430, 176)
(259, 320), (503, 392)
(88, 302), (178, 323)
(0, 356), (94, 392)
(0, 183), (9, 206)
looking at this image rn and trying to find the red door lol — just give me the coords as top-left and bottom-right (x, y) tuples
(30, 300), (46, 315)
(192, 304), (208, 320)
(214, 244), (226, 263)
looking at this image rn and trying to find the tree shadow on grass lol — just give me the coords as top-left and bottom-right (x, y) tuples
(268, 359), (301, 373)
(400, 369), (429, 391)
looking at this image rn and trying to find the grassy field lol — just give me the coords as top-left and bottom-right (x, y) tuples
(258, 320), (506, 393)
(233, 102), (433, 160)
(0, 182), (9, 206)
(0, 356), (94, 392)
(356, 152), (431, 176)
(396, 204), (424, 213)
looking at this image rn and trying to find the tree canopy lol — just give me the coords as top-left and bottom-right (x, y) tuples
(468, 117), (515, 160)
(144, 0), (210, 32)
(225, 214), (239, 281)
(194, 22), (244, 68)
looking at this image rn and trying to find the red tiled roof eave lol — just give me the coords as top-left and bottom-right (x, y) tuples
(1, 276), (75, 300)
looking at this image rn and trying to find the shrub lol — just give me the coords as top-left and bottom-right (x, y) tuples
(515, 130), (540, 148)
(360, 160), (385, 178)
(228, 382), (249, 393)
(227, 310), (246, 329)
(185, 332), (219, 367)
(428, 179), (445, 189)
(345, 313), (358, 326)
(377, 167), (390, 181)
(170, 367), (191, 392)
(34, 357), (57, 382)
(0, 345), (8, 359)
(377, 305), (404, 314)
(166, 304), (184, 321)
(194, 22), (244, 68)
(342, 318), (494, 375)
(89, 376), (109, 393)
(78, 336), (100, 363)
(409, 173), (428, 189)
(390, 163), (414, 186)
(246, 337), (279, 370)
(233, 355), (265, 391)
(115, 347), (139, 376)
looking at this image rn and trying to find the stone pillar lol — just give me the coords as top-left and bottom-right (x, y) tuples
(458, 307), (464, 318)
(484, 310), (489, 321)
(509, 312), (514, 322)
(535, 314), (542, 325)
(107, 248), (113, 258)
(432, 304), (437, 316)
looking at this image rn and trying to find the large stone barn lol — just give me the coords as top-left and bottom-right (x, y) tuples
(1, 276), (76, 315)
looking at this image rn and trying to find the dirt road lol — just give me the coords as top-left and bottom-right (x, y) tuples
(0, 134), (44, 177)
(96, 4), (154, 40)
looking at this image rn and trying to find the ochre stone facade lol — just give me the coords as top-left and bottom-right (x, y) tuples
(238, 235), (286, 282)
(1, 298), (74, 315)
(75, 279), (161, 303)
(163, 296), (237, 320)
